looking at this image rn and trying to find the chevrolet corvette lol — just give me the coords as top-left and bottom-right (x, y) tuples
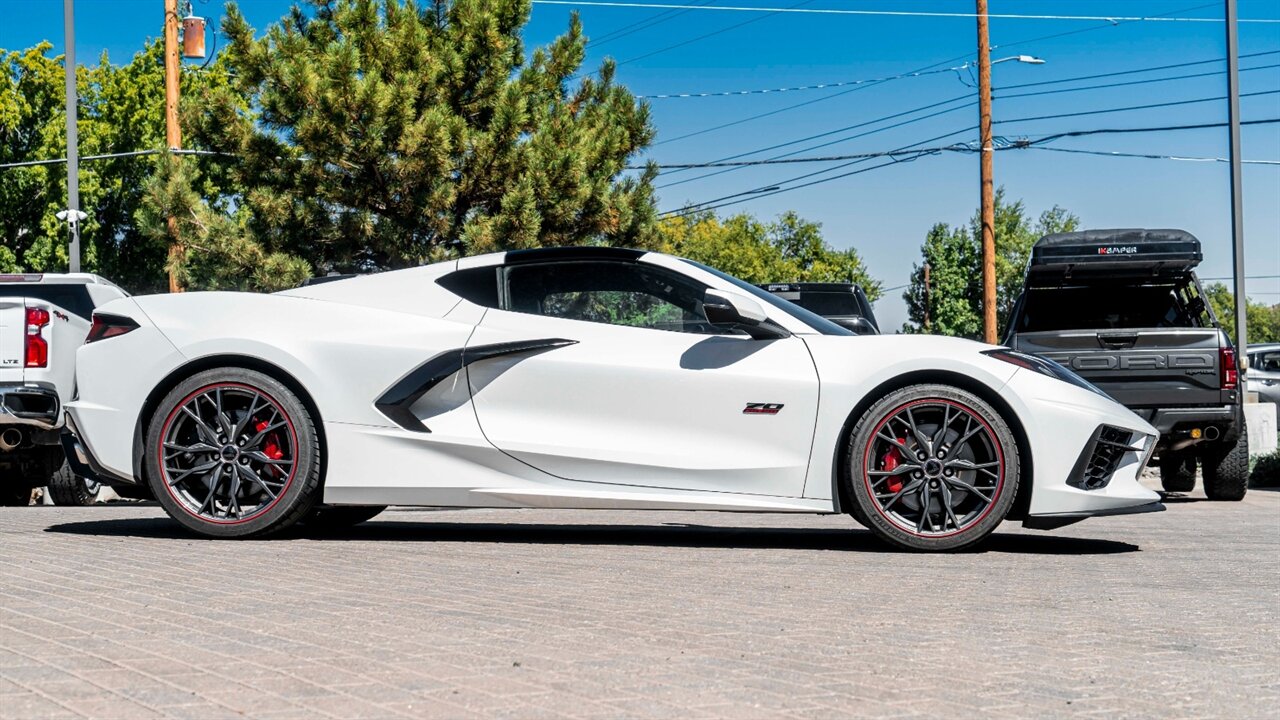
(64, 247), (1164, 550)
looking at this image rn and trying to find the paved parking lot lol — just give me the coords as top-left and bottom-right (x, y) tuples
(1, 478), (1277, 719)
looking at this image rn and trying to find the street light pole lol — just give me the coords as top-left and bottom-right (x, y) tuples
(62, 0), (80, 274)
(976, 0), (996, 344)
(1225, 0), (1248, 363)
(164, 0), (183, 292)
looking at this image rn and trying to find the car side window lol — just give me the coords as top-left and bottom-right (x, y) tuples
(503, 261), (724, 334)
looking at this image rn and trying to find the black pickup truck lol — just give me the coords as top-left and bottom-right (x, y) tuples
(1004, 229), (1247, 500)
(760, 282), (880, 335)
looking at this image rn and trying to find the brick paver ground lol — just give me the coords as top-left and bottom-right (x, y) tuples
(1, 477), (1277, 719)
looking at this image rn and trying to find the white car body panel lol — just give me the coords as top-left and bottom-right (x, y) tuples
(68, 249), (1161, 527)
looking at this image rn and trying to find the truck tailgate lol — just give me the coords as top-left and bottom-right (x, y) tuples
(0, 298), (24, 382)
(1012, 329), (1224, 408)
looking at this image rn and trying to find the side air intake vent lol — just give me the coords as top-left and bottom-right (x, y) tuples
(1070, 425), (1139, 491)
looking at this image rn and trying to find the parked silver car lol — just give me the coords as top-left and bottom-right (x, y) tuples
(1247, 343), (1280, 422)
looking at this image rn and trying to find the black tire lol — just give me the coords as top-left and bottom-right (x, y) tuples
(845, 384), (1020, 552)
(1158, 453), (1197, 493)
(1201, 425), (1249, 501)
(145, 368), (322, 538)
(305, 505), (387, 531)
(47, 459), (103, 506)
(0, 485), (31, 506)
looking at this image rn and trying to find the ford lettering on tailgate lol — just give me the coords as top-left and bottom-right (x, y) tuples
(1043, 352), (1214, 372)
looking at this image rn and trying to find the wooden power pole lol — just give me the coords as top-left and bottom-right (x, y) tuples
(976, 0), (997, 343)
(164, 0), (183, 293)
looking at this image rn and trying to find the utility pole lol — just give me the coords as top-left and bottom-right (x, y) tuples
(976, 0), (997, 344)
(62, 0), (81, 274)
(1225, 0), (1248, 364)
(164, 0), (183, 293)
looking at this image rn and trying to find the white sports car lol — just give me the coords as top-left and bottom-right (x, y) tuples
(65, 247), (1164, 550)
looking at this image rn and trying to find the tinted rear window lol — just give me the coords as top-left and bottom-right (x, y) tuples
(0, 284), (94, 319)
(789, 291), (861, 317)
(1014, 284), (1205, 332)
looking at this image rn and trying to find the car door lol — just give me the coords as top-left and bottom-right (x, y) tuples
(465, 258), (820, 497)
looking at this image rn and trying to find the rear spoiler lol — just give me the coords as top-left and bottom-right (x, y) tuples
(1026, 229), (1202, 286)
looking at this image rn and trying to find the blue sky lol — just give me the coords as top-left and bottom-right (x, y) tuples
(4, 0), (1278, 330)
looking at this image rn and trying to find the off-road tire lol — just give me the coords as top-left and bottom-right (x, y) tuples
(145, 368), (323, 538)
(305, 505), (387, 531)
(47, 459), (103, 506)
(1158, 453), (1197, 493)
(1201, 425), (1249, 501)
(845, 384), (1020, 552)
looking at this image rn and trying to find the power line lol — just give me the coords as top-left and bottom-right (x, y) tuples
(641, 118), (1280, 170)
(586, 0), (715, 47)
(1027, 146), (1280, 165)
(657, 95), (976, 187)
(641, 62), (979, 99)
(997, 89), (1280, 125)
(1027, 117), (1280, 144)
(997, 63), (1280, 100)
(0, 148), (223, 171)
(640, 3), (1227, 154)
(533, 1), (1280, 23)
(661, 118), (1280, 214)
(997, 49), (1280, 90)
(611, 0), (820, 70)
(657, 87), (1280, 186)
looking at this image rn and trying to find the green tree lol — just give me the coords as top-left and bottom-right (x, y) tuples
(1202, 283), (1280, 344)
(657, 210), (881, 298)
(902, 189), (1078, 337)
(174, 0), (657, 278)
(1, 41), (238, 291)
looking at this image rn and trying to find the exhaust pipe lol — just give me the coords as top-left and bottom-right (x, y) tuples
(0, 428), (23, 451)
(1204, 426), (1221, 441)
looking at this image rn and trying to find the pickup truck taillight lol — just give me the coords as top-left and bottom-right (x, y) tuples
(1221, 347), (1238, 390)
(25, 306), (50, 368)
(86, 313), (139, 344)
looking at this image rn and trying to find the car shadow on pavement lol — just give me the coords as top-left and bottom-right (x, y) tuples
(45, 517), (1140, 555)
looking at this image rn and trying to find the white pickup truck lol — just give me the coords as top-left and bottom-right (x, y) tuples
(1, 273), (128, 505)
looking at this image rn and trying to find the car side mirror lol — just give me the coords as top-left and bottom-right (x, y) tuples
(704, 289), (789, 340)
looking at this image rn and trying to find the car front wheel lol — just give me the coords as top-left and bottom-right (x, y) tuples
(846, 384), (1020, 552)
(145, 368), (322, 538)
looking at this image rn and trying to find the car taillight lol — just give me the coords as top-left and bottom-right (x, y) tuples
(1220, 347), (1238, 390)
(25, 306), (50, 368)
(86, 313), (139, 344)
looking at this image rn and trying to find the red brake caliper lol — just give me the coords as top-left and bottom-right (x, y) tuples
(881, 438), (908, 493)
(256, 420), (284, 478)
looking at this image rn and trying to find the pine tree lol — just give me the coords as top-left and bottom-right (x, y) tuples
(183, 0), (658, 275)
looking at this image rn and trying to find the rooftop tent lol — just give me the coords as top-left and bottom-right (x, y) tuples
(1026, 229), (1203, 286)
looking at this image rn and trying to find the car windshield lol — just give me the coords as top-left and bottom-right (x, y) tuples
(682, 260), (854, 336)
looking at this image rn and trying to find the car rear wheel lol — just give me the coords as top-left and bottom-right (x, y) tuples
(1158, 452), (1197, 493)
(47, 459), (103, 506)
(845, 384), (1020, 552)
(1201, 424), (1248, 501)
(145, 368), (322, 538)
